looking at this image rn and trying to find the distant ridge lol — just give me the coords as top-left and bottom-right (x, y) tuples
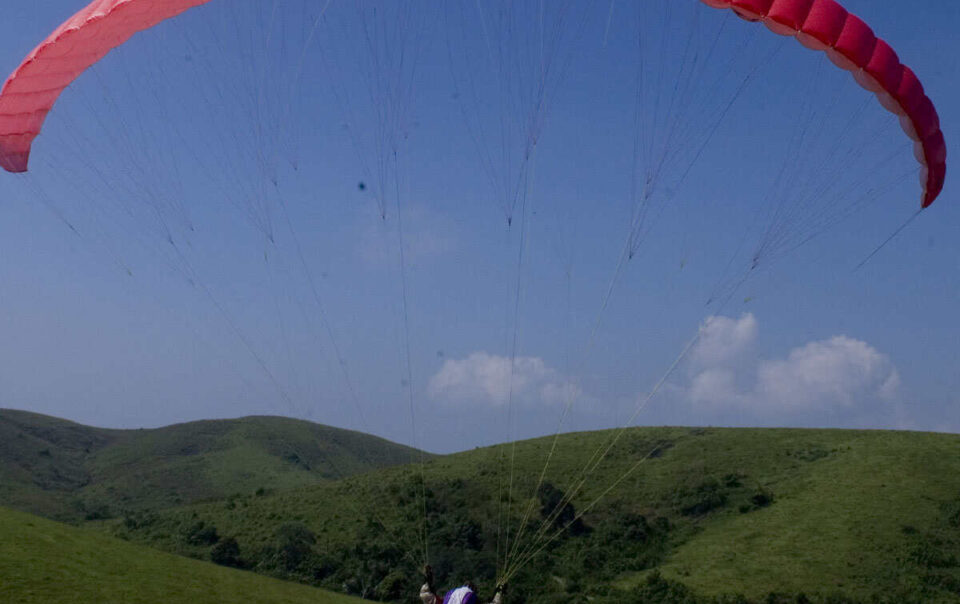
(0, 408), (427, 522)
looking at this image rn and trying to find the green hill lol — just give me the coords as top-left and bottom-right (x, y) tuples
(0, 505), (361, 603)
(100, 427), (960, 603)
(5, 411), (959, 603)
(0, 409), (424, 522)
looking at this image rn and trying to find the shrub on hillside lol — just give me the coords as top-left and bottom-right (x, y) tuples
(275, 522), (317, 571)
(750, 488), (774, 508)
(375, 571), (407, 601)
(581, 511), (670, 576)
(122, 512), (157, 531)
(183, 520), (219, 546)
(210, 536), (243, 568)
(673, 478), (727, 517)
(619, 571), (700, 604)
(73, 498), (113, 521)
(722, 474), (743, 488)
(537, 482), (588, 536)
(740, 487), (775, 513)
(786, 447), (830, 463)
(431, 516), (484, 551)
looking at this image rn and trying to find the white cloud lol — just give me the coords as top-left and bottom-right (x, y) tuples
(754, 336), (900, 413)
(671, 314), (901, 426)
(690, 313), (758, 370)
(688, 367), (743, 407)
(427, 352), (580, 407)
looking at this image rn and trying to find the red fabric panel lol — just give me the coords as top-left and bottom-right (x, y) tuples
(767, 0), (815, 32)
(912, 97), (940, 140)
(925, 132), (947, 165)
(798, 0), (847, 47)
(895, 67), (925, 114)
(0, 0), (212, 172)
(701, 0), (734, 8)
(865, 40), (903, 92)
(925, 162), (946, 207)
(833, 15), (877, 67)
(731, 0), (773, 20)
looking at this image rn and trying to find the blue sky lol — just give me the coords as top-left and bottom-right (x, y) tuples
(0, 0), (958, 453)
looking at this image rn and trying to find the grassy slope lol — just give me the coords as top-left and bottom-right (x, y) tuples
(105, 427), (960, 602)
(0, 409), (425, 521)
(648, 429), (960, 599)
(0, 506), (362, 604)
(0, 409), (127, 519)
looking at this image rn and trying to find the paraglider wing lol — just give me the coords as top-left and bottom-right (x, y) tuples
(0, 0), (947, 208)
(0, 0), (213, 173)
(700, 0), (946, 207)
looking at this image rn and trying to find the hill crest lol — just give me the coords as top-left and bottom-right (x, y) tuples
(0, 408), (426, 521)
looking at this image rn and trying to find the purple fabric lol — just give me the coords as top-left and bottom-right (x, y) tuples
(442, 586), (478, 604)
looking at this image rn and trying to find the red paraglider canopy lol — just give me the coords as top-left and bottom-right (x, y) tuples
(0, 0), (212, 174)
(0, 0), (947, 206)
(700, 0), (946, 206)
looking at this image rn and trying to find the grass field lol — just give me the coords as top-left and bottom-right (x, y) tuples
(623, 429), (960, 601)
(0, 506), (362, 604)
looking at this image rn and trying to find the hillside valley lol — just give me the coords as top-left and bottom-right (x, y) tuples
(0, 409), (422, 522)
(3, 412), (960, 602)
